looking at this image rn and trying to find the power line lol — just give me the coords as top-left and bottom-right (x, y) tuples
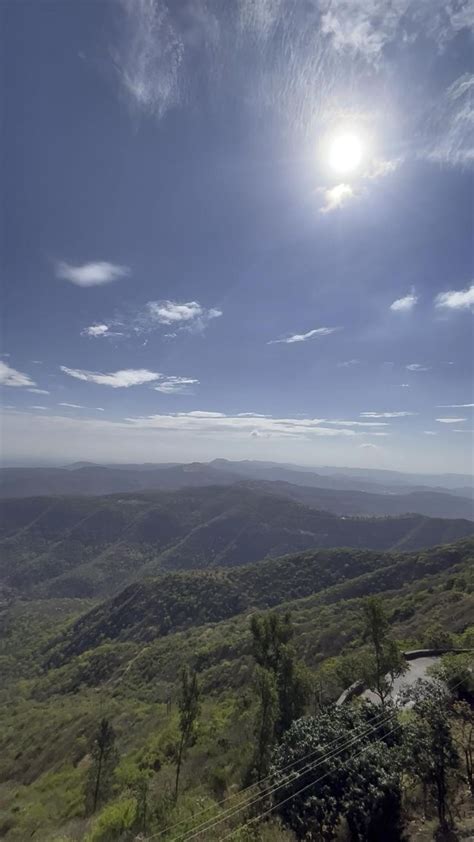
(171, 710), (396, 842)
(143, 707), (392, 841)
(219, 719), (404, 841)
(220, 674), (469, 841)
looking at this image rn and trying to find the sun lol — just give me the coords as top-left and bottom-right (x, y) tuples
(329, 132), (363, 174)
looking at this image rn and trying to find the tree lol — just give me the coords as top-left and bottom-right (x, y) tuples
(361, 597), (406, 707)
(402, 679), (459, 832)
(270, 704), (404, 841)
(174, 666), (200, 801)
(451, 700), (474, 795)
(85, 718), (118, 814)
(253, 666), (278, 780)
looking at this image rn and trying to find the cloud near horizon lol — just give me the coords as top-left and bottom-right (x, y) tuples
(360, 411), (416, 418)
(56, 261), (130, 287)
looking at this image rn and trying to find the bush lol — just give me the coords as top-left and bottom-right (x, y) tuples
(85, 798), (136, 842)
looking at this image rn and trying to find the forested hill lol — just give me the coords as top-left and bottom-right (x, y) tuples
(2, 486), (474, 599)
(45, 538), (474, 664)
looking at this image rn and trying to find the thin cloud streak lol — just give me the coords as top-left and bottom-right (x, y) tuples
(268, 327), (339, 345)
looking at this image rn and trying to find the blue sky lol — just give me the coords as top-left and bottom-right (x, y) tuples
(1, 0), (473, 471)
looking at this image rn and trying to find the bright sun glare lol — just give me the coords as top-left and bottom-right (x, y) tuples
(329, 133), (363, 174)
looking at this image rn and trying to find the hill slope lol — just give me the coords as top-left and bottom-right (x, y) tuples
(45, 538), (474, 664)
(2, 486), (474, 599)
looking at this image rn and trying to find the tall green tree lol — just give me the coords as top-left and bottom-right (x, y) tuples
(254, 666), (278, 780)
(402, 680), (459, 832)
(361, 597), (406, 707)
(174, 666), (200, 802)
(249, 612), (310, 779)
(85, 718), (118, 814)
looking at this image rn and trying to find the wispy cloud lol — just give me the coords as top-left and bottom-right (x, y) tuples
(153, 377), (199, 394)
(29, 405), (47, 410)
(56, 261), (130, 287)
(452, 429), (473, 433)
(406, 363), (430, 372)
(268, 327), (339, 345)
(390, 291), (418, 312)
(115, 0), (185, 117)
(124, 411), (367, 439)
(337, 359), (360, 368)
(436, 417), (467, 424)
(59, 403), (85, 409)
(435, 283), (474, 311)
(437, 403), (474, 408)
(27, 388), (50, 395)
(82, 300), (222, 340)
(425, 74), (474, 168)
(326, 420), (388, 427)
(320, 184), (354, 213)
(360, 411), (416, 418)
(60, 366), (162, 388)
(319, 0), (473, 61)
(423, 431), (438, 435)
(60, 365), (199, 392)
(0, 361), (36, 388)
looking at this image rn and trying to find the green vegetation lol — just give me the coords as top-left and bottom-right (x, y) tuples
(0, 527), (473, 839)
(2, 486), (473, 599)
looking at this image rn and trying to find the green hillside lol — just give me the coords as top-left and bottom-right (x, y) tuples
(2, 486), (473, 600)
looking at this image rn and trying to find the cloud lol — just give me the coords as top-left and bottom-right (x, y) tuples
(123, 411), (365, 439)
(425, 74), (474, 168)
(423, 431), (438, 435)
(59, 403), (85, 409)
(319, 0), (474, 61)
(81, 324), (115, 338)
(320, 184), (354, 213)
(144, 300), (222, 331)
(153, 377), (199, 394)
(435, 283), (474, 311)
(84, 300), (222, 340)
(359, 443), (379, 450)
(29, 405), (47, 410)
(56, 261), (130, 287)
(437, 403), (474, 408)
(0, 361), (36, 388)
(60, 366), (162, 388)
(397, 384), (411, 388)
(406, 363), (430, 371)
(268, 327), (339, 345)
(27, 388), (50, 395)
(360, 411), (416, 418)
(452, 429), (473, 433)
(115, 0), (185, 117)
(327, 420), (389, 427)
(390, 292), (418, 312)
(436, 417), (467, 423)
(337, 359), (360, 368)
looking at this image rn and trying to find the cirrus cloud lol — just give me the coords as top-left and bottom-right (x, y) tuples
(268, 327), (339, 345)
(60, 366), (162, 388)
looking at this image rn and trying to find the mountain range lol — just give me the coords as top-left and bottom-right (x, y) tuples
(1, 484), (473, 600)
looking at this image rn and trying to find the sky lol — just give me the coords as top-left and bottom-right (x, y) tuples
(1, 0), (473, 472)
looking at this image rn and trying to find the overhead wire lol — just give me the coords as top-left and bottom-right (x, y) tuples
(142, 705), (392, 841)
